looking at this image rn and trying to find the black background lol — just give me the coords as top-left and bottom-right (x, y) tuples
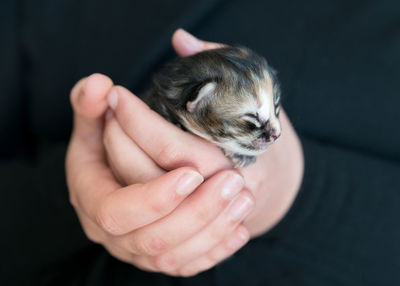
(1, 0), (399, 285)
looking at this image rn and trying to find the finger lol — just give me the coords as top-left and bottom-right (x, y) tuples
(106, 86), (231, 176)
(70, 73), (113, 146)
(178, 225), (250, 277)
(67, 73), (114, 191)
(119, 170), (245, 256)
(96, 167), (204, 236)
(67, 74), (120, 218)
(104, 113), (165, 184)
(152, 191), (254, 273)
(172, 29), (225, 57)
(75, 203), (156, 271)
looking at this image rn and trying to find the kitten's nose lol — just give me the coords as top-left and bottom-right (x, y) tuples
(269, 128), (281, 140)
(266, 120), (281, 141)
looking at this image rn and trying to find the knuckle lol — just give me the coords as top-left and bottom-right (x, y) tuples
(135, 236), (167, 256)
(193, 204), (211, 225)
(147, 190), (176, 217)
(205, 249), (219, 264)
(156, 142), (185, 168)
(210, 222), (232, 241)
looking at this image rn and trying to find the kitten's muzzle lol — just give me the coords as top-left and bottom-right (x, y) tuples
(253, 127), (281, 149)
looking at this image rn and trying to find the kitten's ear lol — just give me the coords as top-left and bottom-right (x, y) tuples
(186, 82), (216, 113)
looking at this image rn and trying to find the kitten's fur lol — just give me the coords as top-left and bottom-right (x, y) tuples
(144, 46), (281, 167)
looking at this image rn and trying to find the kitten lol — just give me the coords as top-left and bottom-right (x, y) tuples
(144, 46), (281, 168)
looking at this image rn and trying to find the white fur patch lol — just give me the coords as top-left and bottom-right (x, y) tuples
(241, 114), (261, 128)
(258, 89), (271, 123)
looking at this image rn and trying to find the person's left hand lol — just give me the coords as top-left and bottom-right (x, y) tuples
(101, 30), (304, 277)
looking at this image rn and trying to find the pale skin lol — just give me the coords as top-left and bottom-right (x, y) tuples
(66, 29), (304, 277)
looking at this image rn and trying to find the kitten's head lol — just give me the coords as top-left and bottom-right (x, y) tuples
(153, 46), (281, 156)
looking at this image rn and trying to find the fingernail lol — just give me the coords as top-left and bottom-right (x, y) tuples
(179, 29), (204, 51)
(226, 228), (249, 250)
(108, 89), (118, 109)
(176, 170), (204, 195)
(105, 109), (113, 120)
(220, 173), (244, 200)
(229, 195), (254, 221)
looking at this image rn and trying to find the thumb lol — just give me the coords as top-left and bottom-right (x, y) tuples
(67, 74), (119, 219)
(172, 29), (224, 57)
(70, 73), (114, 145)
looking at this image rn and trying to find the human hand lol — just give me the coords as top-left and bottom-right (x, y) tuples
(105, 29), (304, 238)
(173, 30), (304, 236)
(66, 73), (254, 277)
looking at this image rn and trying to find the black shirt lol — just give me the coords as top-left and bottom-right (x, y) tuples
(1, 0), (399, 285)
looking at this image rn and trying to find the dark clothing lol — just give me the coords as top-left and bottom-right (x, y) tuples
(1, 0), (399, 285)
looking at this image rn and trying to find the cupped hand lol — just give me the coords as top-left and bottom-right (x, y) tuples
(66, 29), (303, 277)
(66, 73), (255, 277)
(174, 29), (304, 236)
(105, 29), (304, 238)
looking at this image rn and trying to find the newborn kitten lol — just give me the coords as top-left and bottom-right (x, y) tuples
(144, 46), (281, 168)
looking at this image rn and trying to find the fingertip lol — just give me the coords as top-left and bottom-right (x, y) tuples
(172, 29), (225, 57)
(174, 167), (204, 196)
(71, 73), (114, 119)
(70, 77), (88, 108)
(219, 170), (245, 200)
(172, 28), (204, 57)
(171, 28), (184, 45)
(152, 166), (203, 196)
(222, 168), (246, 185)
(80, 73), (114, 118)
(84, 73), (114, 100)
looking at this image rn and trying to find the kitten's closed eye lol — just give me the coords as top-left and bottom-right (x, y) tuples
(241, 113), (261, 128)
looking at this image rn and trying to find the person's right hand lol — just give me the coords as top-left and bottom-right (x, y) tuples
(99, 29), (303, 276)
(66, 73), (255, 277)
